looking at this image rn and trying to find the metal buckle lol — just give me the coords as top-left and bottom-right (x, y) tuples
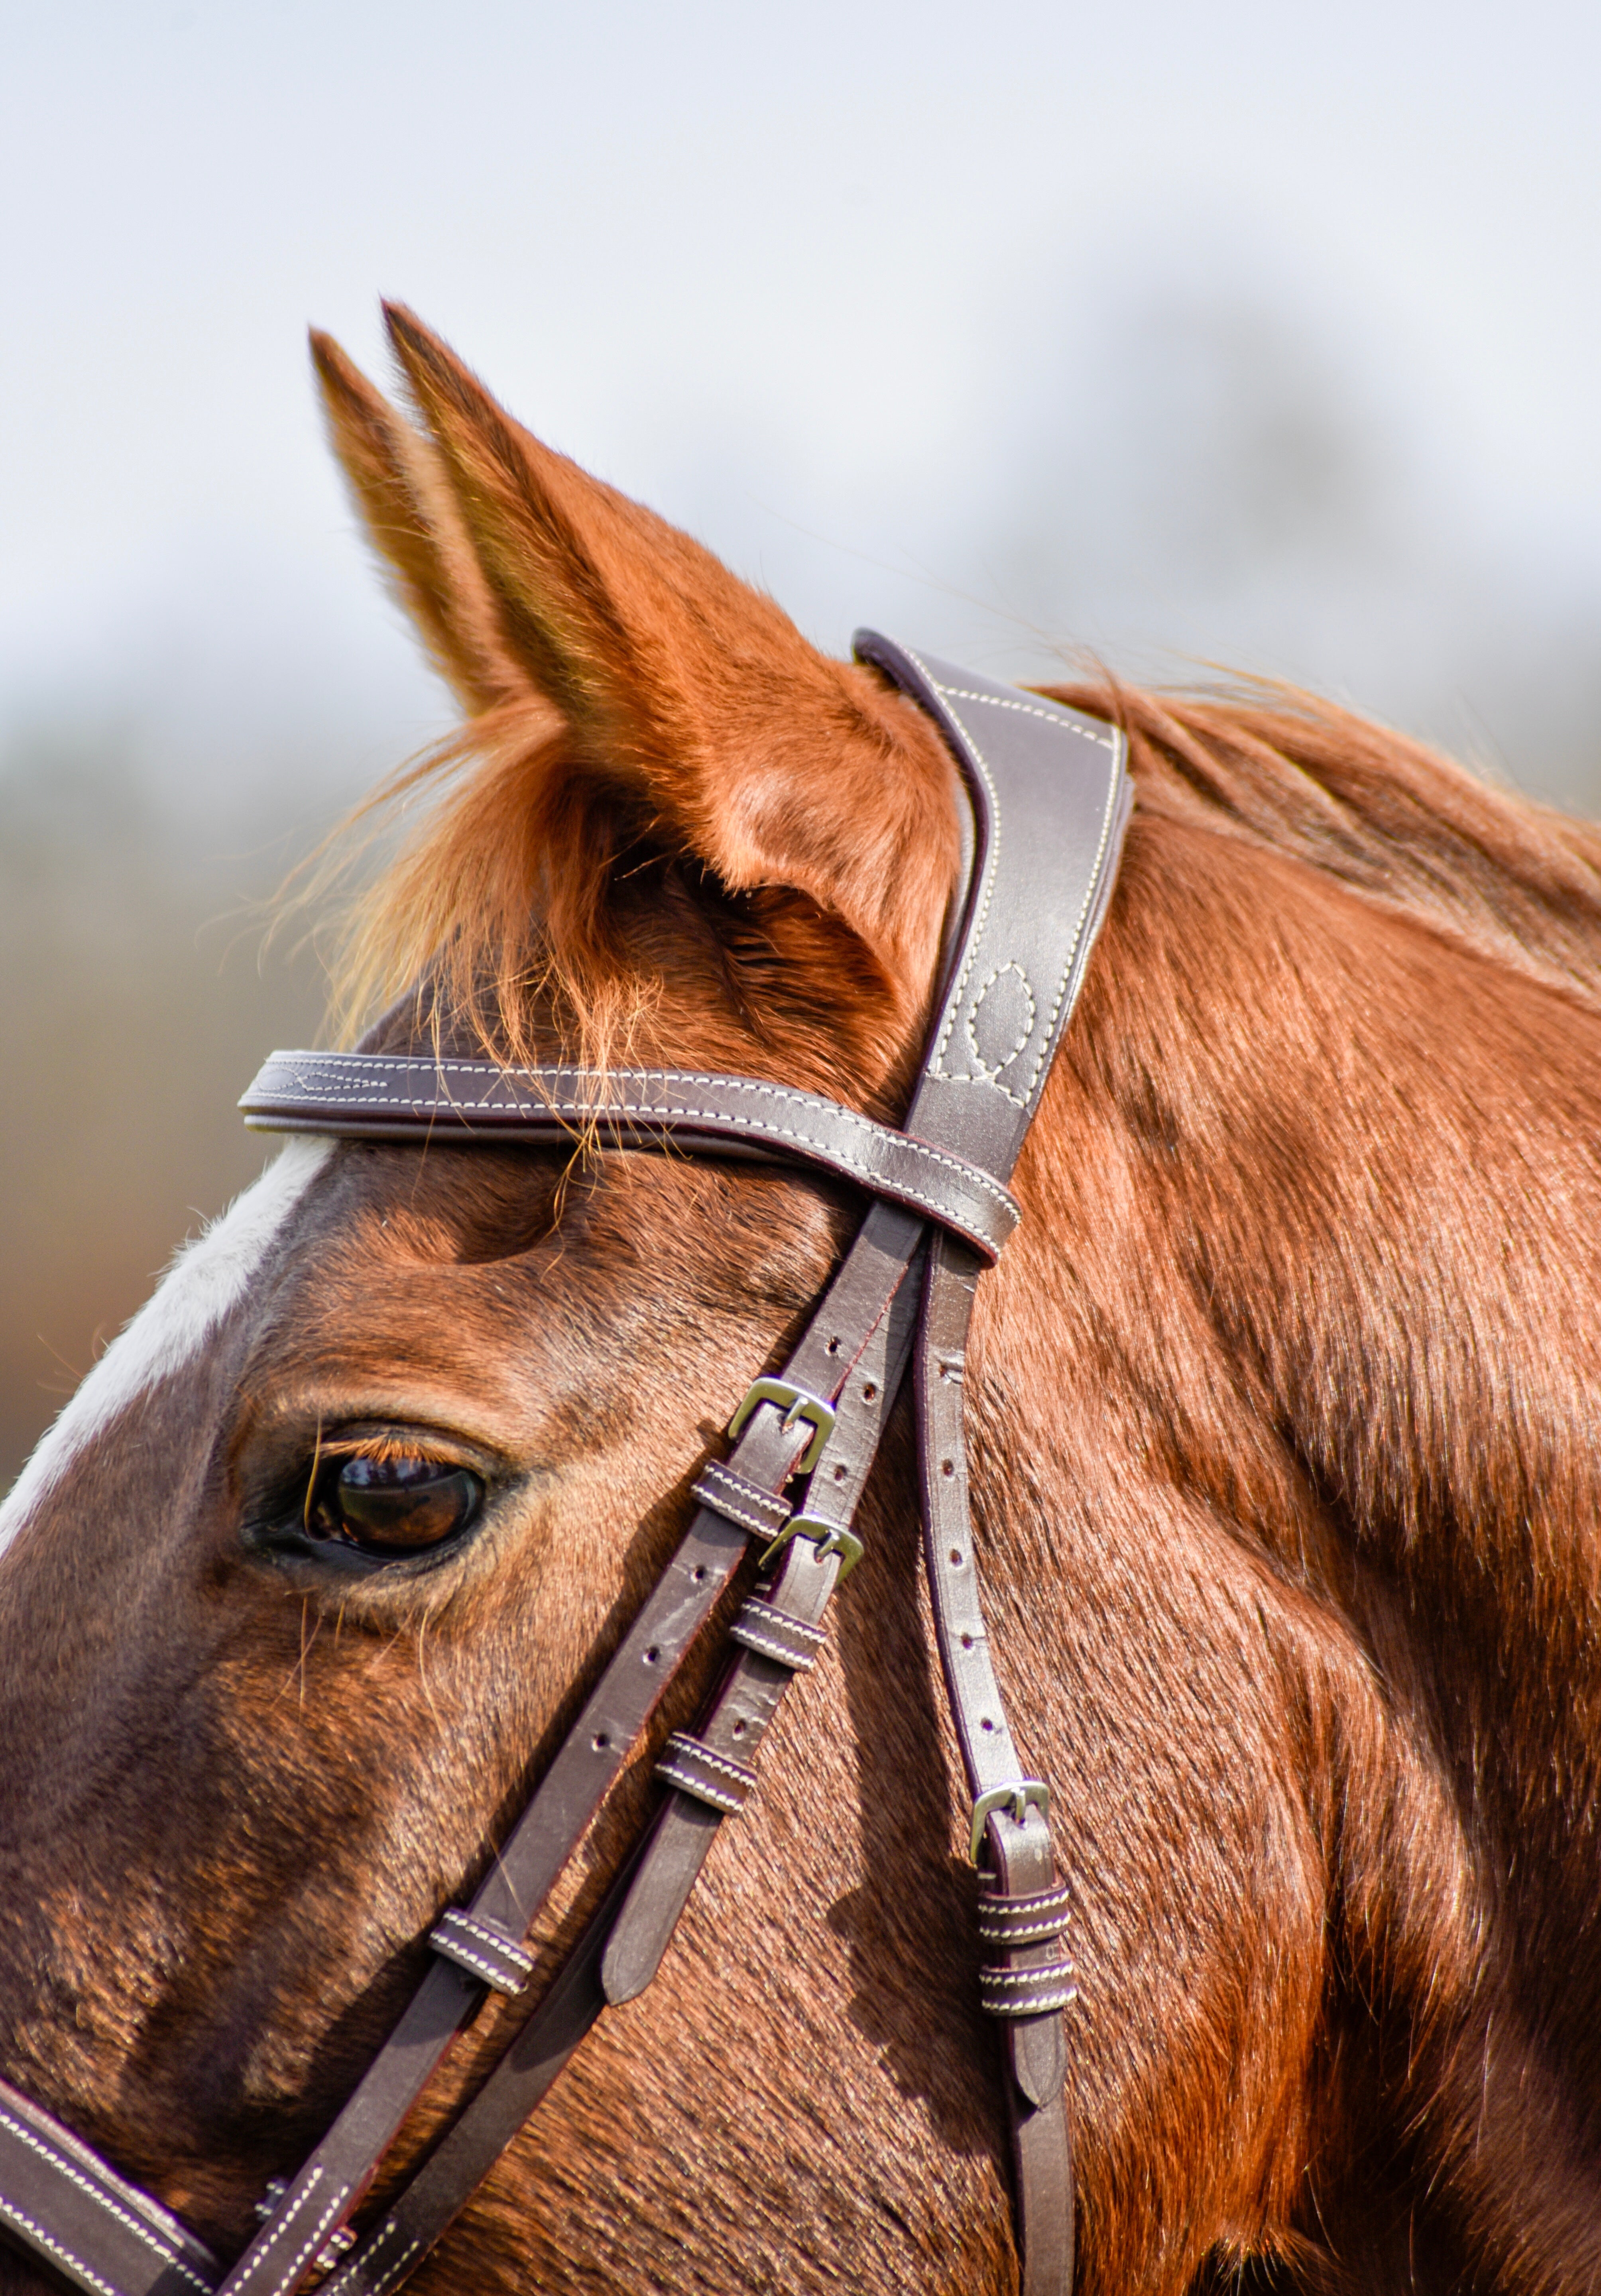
(758, 1512), (865, 1582)
(727, 1377), (838, 1476)
(969, 1778), (1051, 1864)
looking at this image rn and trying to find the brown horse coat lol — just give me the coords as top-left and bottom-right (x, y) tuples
(3, 307), (1601, 2294)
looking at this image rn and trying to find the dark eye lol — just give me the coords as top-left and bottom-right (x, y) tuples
(308, 1454), (482, 1557)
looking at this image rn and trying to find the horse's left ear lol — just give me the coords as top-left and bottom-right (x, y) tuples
(376, 303), (961, 1009)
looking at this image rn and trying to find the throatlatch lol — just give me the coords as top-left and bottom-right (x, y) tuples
(0, 640), (1129, 2296)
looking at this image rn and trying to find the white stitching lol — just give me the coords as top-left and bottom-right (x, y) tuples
(656, 1766), (745, 1814)
(266, 2187), (349, 2296)
(692, 1472), (789, 1538)
(370, 2235), (424, 2296)
(976, 1915), (1069, 1944)
(697, 1493), (781, 1536)
(697, 1464), (789, 1521)
(247, 1076), (1017, 1249)
(0, 2196), (123, 2296)
(231, 2166), (325, 2276)
(916, 657), (1122, 1107)
(248, 1063), (1015, 1209)
(930, 687), (1116, 747)
(322, 2219), (421, 2296)
(964, 962), (1038, 1101)
(0, 2107), (212, 2292)
(430, 1934), (525, 1991)
(663, 1736), (756, 1788)
(438, 1910), (534, 1975)
(728, 1624), (815, 1670)
(739, 1599), (825, 1643)
(903, 650), (1003, 1083)
(248, 1064), (1017, 1213)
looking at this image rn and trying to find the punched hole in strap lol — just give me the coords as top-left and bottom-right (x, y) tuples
(428, 1907), (536, 1995)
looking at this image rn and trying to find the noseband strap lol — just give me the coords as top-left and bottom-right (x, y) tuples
(0, 637), (1129, 2296)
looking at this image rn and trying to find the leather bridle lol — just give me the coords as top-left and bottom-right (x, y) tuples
(0, 636), (1129, 2296)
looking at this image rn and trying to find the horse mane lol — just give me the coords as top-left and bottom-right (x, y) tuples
(1046, 676), (1601, 1012)
(322, 674), (1601, 1062)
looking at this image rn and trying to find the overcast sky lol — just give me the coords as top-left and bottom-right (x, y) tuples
(4, 0), (1599, 826)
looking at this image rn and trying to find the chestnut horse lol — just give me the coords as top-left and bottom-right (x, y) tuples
(4, 305), (1601, 2296)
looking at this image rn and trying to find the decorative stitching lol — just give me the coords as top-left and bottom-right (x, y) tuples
(265, 2186), (349, 2296)
(429, 1933), (526, 1993)
(243, 1062), (1018, 1249)
(657, 1733), (757, 1814)
(737, 1598), (825, 1645)
(964, 963), (1038, 1099)
(231, 2166), (326, 2280)
(368, 2236), (424, 2296)
(246, 1066), (1016, 1211)
(661, 1736), (756, 1788)
(0, 2106), (213, 2292)
(901, 651), (1003, 1087)
(728, 1622), (818, 1671)
(976, 1912), (1068, 1946)
(322, 2219), (423, 2296)
(915, 661), (1123, 1110)
(691, 1468), (791, 1539)
(0, 2196), (122, 2296)
(980, 1970), (1076, 1989)
(435, 1909), (534, 1976)
(655, 1767), (744, 1815)
(930, 686), (1116, 749)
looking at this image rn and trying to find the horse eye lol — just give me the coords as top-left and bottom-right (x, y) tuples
(311, 1455), (482, 1556)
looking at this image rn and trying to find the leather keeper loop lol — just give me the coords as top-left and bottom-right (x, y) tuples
(977, 1880), (1072, 1948)
(728, 1598), (827, 1672)
(690, 1461), (792, 1541)
(978, 1960), (1079, 2019)
(428, 1908), (536, 1996)
(654, 1731), (758, 1816)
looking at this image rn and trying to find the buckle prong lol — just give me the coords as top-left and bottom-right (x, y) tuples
(727, 1378), (837, 1476)
(969, 1778), (1051, 1864)
(758, 1512), (864, 1581)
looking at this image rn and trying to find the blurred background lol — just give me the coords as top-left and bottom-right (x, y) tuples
(4, 0), (1599, 1485)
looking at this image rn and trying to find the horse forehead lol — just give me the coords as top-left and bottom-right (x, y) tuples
(0, 1136), (332, 1555)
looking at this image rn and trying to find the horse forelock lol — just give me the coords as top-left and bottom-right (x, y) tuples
(0, 1138), (331, 1555)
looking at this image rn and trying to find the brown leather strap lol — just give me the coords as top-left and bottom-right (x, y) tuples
(304, 651), (1126, 2295)
(0, 641), (1127, 2296)
(0, 2080), (219, 2296)
(316, 1244), (929, 2292)
(239, 1056), (1019, 1262)
(917, 1234), (1073, 2296)
(601, 1239), (926, 2003)
(216, 1201), (926, 2296)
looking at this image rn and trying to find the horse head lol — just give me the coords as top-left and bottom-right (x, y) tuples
(6, 306), (1601, 2295)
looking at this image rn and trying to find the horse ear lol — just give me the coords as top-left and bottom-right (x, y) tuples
(310, 328), (535, 714)
(377, 302), (961, 1003)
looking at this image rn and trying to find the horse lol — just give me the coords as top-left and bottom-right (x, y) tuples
(4, 301), (1601, 2296)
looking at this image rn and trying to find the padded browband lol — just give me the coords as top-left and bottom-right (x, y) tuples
(241, 637), (1130, 1267)
(240, 1056), (1020, 1260)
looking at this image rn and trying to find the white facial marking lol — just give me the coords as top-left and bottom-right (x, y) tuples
(0, 1136), (332, 1554)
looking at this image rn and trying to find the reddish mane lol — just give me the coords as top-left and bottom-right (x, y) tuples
(3, 309), (1601, 2295)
